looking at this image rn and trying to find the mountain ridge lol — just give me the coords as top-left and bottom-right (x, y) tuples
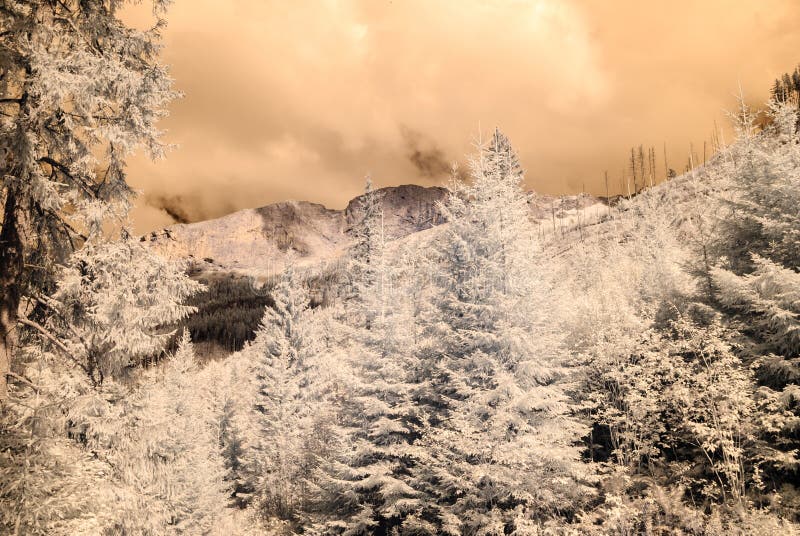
(143, 183), (607, 275)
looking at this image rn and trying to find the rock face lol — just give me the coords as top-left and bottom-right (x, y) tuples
(143, 185), (449, 274)
(344, 184), (448, 240)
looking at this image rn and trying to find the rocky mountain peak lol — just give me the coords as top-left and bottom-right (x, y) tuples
(143, 185), (450, 274)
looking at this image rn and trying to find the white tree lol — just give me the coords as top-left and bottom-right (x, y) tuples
(0, 239), (203, 534)
(101, 331), (229, 534)
(238, 266), (350, 532)
(0, 343), (113, 535)
(103, 330), (235, 534)
(411, 130), (592, 534)
(711, 99), (800, 490)
(313, 180), (428, 534)
(201, 357), (251, 508)
(243, 267), (309, 522)
(0, 0), (178, 399)
(667, 319), (758, 505)
(347, 177), (387, 329)
(43, 237), (203, 385)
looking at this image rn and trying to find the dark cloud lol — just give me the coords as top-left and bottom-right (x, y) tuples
(142, 192), (237, 226)
(400, 125), (454, 179)
(144, 193), (194, 224)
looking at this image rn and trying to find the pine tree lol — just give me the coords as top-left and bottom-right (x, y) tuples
(666, 319), (758, 506)
(0, 343), (113, 535)
(348, 177), (387, 329)
(94, 330), (236, 534)
(710, 100), (800, 497)
(45, 238), (203, 385)
(203, 358), (251, 508)
(411, 129), (592, 534)
(242, 267), (310, 523)
(239, 266), (350, 532)
(315, 180), (427, 534)
(0, 0), (178, 399)
(1, 239), (204, 534)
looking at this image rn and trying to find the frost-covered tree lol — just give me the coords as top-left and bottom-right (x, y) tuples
(0, 343), (113, 535)
(563, 193), (700, 472)
(242, 267), (310, 522)
(710, 99), (800, 494)
(0, 0), (178, 398)
(238, 266), (350, 532)
(104, 330), (235, 534)
(667, 320), (758, 505)
(411, 130), (592, 534)
(315, 190), (427, 534)
(2, 329), (239, 535)
(554, 95), (798, 530)
(714, 99), (800, 270)
(42, 238), (202, 385)
(348, 177), (387, 329)
(0, 237), (202, 534)
(202, 357), (251, 508)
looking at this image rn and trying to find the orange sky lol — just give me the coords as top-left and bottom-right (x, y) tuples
(124, 0), (800, 233)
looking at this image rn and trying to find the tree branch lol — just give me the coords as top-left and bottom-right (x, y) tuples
(44, 208), (88, 242)
(29, 294), (94, 358)
(37, 156), (97, 199)
(5, 371), (38, 390)
(17, 317), (91, 379)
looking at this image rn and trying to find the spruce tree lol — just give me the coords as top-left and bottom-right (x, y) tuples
(241, 266), (310, 523)
(49, 238), (202, 385)
(240, 266), (349, 532)
(411, 130), (592, 534)
(348, 177), (387, 329)
(104, 330), (235, 534)
(317, 179), (425, 534)
(0, 240), (203, 534)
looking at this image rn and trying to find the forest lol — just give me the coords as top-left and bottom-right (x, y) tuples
(2, 2), (800, 535)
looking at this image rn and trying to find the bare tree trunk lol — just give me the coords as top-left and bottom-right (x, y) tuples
(0, 190), (23, 401)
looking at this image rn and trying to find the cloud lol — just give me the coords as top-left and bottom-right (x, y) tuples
(123, 0), (800, 233)
(144, 193), (193, 224)
(399, 126), (453, 179)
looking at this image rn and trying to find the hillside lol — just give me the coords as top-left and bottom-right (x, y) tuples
(142, 183), (608, 276)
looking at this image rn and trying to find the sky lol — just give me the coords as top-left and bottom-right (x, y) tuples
(124, 0), (800, 233)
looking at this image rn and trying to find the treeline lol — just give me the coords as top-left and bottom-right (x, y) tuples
(176, 261), (344, 356)
(771, 64), (800, 105)
(181, 275), (274, 353)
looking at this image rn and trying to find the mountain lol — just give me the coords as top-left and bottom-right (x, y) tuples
(142, 183), (608, 276)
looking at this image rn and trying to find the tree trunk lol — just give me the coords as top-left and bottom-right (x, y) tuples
(0, 191), (23, 401)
